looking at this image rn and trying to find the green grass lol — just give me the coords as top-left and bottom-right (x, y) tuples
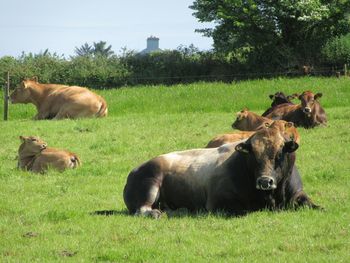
(0, 77), (350, 262)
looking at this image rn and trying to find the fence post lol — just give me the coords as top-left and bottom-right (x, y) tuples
(344, 64), (348, 76)
(3, 72), (9, 121)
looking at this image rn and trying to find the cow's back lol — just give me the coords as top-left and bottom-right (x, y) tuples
(124, 143), (240, 212)
(32, 148), (79, 172)
(44, 85), (106, 118)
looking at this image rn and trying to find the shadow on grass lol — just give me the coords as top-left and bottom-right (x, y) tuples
(91, 210), (129, 216)
(91, 207), (319, 219)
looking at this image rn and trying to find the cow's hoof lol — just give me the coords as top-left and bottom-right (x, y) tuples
(135, 209), (162, 219)
(148, 209), (162, 219)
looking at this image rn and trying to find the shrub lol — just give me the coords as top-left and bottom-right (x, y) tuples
(321, 34), (350, 66)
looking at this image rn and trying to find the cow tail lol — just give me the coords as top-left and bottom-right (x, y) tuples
(70, 154), (81, 168)
(96, 98), (108, 117)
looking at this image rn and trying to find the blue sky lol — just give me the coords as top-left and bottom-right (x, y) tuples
(0, 0), (214, 57)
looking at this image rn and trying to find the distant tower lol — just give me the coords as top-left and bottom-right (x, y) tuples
(140, 36), (162, 54)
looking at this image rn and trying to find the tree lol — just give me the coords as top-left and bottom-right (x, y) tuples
(93, 41), (114, 57)
(190, 0), (350, 69)
(75, 43), (94, 57)
(74, 41), (114, 58)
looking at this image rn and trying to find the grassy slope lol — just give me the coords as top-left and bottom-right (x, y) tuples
(0, 77), (349, 262)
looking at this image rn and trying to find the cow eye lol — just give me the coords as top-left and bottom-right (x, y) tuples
(31, 138), (37, 141)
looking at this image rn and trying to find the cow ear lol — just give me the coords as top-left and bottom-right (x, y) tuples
(264, 122), (271, 128)
(235, 142), (252, 154)
(285, 122), (294, 128)
(19, 136), (26, 142)
(283, 141), (299, 153)
(269, 94), (274, 100)
(314, 93), (322, 100)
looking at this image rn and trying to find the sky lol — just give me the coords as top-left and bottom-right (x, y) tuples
(0, 0), (214, 57)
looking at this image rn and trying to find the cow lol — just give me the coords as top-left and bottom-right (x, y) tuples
(206, 131), (255, 148)
(18, 136), (80, 173)
(206, 120), (300, 148)
(262, 92), (298, 116)
(232, 108), (273, 131)
(123, 125), (319, 218)
(10, 77), (108, 120)
(263, 91), (327, 128)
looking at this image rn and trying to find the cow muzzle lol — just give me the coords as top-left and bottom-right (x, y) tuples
(256, 176), (276, 190)
(303, 107), (312, 114)
(40, 143), (47, 150)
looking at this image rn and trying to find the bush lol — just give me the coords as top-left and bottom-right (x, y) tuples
(321, 34), (350, 66)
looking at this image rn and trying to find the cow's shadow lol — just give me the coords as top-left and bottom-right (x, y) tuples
(91, 208), (248, 218)
(91, 210), (129, 216)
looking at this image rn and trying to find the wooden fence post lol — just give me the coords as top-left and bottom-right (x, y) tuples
(344, 64), (348, 77)
(3, 72), (9, 121)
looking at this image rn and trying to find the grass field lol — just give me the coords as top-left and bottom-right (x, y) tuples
(0, 77), (350, 262)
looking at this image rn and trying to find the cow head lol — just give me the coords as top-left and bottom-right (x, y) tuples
(269, 92), (289, 107)
(10, 77), (38, 104)
(19, 136), (47, 154)
(235, 127), (298, 190)
(231, 108), (249, 129)
(269, 120), (300, 144)
(298, 91), (323, 115)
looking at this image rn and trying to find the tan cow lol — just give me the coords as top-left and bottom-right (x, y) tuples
(206, 131), (255, 148)
(18, 136), (80, 173)
(10, 77), (108, 120)
(206, 120), (300, 148)
(232, 108), (273, 131)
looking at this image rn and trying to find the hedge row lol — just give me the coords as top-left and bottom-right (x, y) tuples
(0, 40), (349, 89)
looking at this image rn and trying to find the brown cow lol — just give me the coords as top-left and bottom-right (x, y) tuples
(18, 136), (80, 173)
(232, 108), (273, 131)
(206, 120), (300, 148)
(123, 124), (319, 218)
(264, 91), (327, 128)
(10, 77), (108, 120)
(206, 131), (255, 148)
(262, 92), (298, 116)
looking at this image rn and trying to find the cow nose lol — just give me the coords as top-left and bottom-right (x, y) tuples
(256, 176), (276, 190)
(303, 107), (311, 113)
(41, 143), (47, 149)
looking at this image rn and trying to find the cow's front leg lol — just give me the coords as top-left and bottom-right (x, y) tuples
(292, 191), (322, 210)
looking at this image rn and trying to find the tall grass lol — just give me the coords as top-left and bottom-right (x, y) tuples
(0, 77), (349, 262)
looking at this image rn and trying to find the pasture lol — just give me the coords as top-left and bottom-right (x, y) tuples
(0, 77), (349, 262)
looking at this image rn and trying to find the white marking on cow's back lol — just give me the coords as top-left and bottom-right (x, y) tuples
(160, 142), (240, 187)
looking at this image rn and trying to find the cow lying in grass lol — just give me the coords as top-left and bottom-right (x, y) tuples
(263, 91), (327, 128)
(232, 108), (273, 131)
(262, 92), (298, 116)
(123, 123), (319, 218)
(18, 136), (80, 173)
(10, 77), (108, 120)
(206, 120), (300, 148)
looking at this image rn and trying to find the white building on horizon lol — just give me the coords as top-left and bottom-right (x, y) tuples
(139, 36), (162, 55)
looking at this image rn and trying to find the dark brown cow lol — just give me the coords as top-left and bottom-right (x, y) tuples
(263, 91), (327, 128)
(123, 125), (319, 218)
(262, 92), (298, 116)
(232, 108), (273, 131)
